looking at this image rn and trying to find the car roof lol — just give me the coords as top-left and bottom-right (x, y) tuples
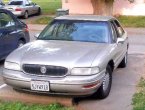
(55, 15), (115, 21)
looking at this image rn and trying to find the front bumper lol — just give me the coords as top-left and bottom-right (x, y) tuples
(3, 69), (106, 96)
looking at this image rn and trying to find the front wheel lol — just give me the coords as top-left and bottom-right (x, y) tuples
(95, 65), (112, 99)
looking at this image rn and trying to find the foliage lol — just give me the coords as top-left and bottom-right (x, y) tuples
(32, 16), (53, 24)
(132, 78), (145, 110)
(0, 101), (73, 110)
(117, 16), (145, 27)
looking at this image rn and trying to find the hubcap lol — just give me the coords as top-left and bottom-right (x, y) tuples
(25, 12), (28, 18)
(103, 72), (110, 91)
(18, 42), (24, 48)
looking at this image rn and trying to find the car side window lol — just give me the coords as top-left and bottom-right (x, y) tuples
(112, 20), (125, 38)
(25, 0), (30, 6)
(110, 22), (117, 43)
(28, 1), (34, 6)
(0, 12), (15, 28)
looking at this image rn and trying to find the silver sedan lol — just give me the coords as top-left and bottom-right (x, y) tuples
(2, 15), (129, 99)
(4, 0), (41, 19)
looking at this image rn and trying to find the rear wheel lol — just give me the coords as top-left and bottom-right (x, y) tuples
(94, 65), (112, 99)
(37, 8), (41, 15)
(24, 11), (28, 19)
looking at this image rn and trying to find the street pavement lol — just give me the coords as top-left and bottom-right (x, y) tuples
(0, 26), (145, 110)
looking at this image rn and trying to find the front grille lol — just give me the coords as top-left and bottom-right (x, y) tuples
(23, 64), (68, 76)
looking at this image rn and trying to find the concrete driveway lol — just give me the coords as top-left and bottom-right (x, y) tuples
(0, 26), (145, 110)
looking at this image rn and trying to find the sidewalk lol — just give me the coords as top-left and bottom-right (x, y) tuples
(28, 24), (47, 31)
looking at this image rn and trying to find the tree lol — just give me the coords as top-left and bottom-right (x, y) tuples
(91, 0), (133, 15)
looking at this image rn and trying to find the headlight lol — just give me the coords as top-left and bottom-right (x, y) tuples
(4, 61), (21, 71)
(71, 67), (100, 75)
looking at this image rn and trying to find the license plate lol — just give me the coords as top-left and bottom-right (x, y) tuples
(31, 80), (49, 91)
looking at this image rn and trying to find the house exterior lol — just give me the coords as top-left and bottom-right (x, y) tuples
(62, 0), (145, 16)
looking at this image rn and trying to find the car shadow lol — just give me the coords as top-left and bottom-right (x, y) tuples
(13, 88), (101, 105)
(18, 14), (40, 20)
(73, 95), (101, 105)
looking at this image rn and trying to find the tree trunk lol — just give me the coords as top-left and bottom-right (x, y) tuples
(91, 0), (114, 16)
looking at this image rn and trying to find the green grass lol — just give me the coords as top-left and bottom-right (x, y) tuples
(132, 77), (145, 110)
(32, 16), (53, 24)
(117, 16), (145, 27)
(0, 101), (73, 110)
(4, 0), (62, 15)
(32, 15), (145, 27)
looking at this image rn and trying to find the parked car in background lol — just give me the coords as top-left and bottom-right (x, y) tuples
(0, 2), (5, 8)
(4, 0), (41, 19)
(0, 9), (30, 61)
(3, 15), (129, 99)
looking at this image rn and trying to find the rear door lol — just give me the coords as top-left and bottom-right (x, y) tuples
(29, 2), (37, 14)
(0, 11), (18, 57)
(25, 0), (33, 15)
(32, 3), (39, 14)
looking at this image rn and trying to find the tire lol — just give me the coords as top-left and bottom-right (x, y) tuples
(37, 8), (41, 15)
(24, 11), (28, 19)
(95, 65), (112, 99)
(119, 52), (128, 68)
(18, 40), (25, 48)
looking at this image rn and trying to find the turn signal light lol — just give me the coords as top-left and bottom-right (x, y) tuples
(83, 81), (100, 89)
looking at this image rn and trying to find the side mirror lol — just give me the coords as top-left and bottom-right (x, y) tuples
(34, 33), (40, 38)
(117, 38), (125, 44)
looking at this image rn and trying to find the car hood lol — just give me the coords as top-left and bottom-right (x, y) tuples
(6, 40), (112, 68)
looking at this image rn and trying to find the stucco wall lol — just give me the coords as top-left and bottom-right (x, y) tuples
(62, 0), (93, 14)
(62, 0), (145, 16)
(114, 0), (145, 15)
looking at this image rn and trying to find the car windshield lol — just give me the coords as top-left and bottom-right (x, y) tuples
(38, 20), (110, 43)
(9, 1), (23, 5)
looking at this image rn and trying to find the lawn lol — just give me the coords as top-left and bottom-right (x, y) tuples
(0, 101), (73, 110)
(4, 0), (62, 15)
(31, 15), (145, 27)
(32, 16), (53, 24)
(117, 16), (145, 27)
(132, 78), (145, 110)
